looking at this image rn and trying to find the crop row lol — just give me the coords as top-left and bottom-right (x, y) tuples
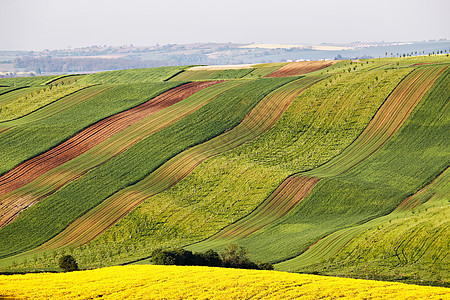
(275, 68), (449, 272)
(188, 66), (417, 253)
(46, 74), (85, 85)
(0, 86), (46, 105)
(0, 85), (110, 129)
(0, 75), (60, 87)
(206, 66), (447, 243)
(2, 265), (448, 299)
(266, 60), (336, 77)
(244, 66), (449, 265)
(0, 81), (219, 227)
(0, 84), (88, 122)
(68, 67), (410, 265)
(278, 167), (449, 284)
(0, 77), (293, 259)
(35, 76), (323, 251)
(76, 66), (187, 85)
(0, 81), (240, 229)
(169, 68), (254, 81)
(0, 82), (181, 176)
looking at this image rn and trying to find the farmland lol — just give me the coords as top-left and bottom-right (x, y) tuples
(1, 265), (449, 299)
(61, 64), (414, 266)
(0, 77), (293, 258)
(242, 66), (449, 265)
(0, 55), (448, 291)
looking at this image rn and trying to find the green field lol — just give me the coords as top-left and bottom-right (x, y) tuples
(0, 77), (293, 258)
(76, 66), (188, 84)
(60, 65), (414, 266)
(241, 67), (448, 265)
(0, 82), (181, 176)
(0, 57), (448, 287)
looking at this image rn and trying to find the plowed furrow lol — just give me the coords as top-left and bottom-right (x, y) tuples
(203, 65), (447, 242)
(35, 77), (323, 250)
(0, 81), (218, 198)
(266, 61), (335, 77)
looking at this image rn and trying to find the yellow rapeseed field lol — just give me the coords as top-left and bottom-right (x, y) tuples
(0, 265), (448, 299)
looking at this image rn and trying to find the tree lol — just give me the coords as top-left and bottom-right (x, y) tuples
(198, 249), (222, 267)
(220, 244), (258, 269)
(58, 255), (78, 272)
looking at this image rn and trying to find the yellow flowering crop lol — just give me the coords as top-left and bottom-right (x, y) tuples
(0, 265), (448, 299)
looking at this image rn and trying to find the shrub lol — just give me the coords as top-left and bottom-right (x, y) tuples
(58, 255), (78, 272)
(220, 244), (258, 269)
(151, 246), (272, 271)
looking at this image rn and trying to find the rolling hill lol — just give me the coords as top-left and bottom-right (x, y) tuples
(0, 54), (448, 290)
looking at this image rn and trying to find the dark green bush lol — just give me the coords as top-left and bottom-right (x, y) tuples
(151, 245), (272, 271)
(58, 255), (78, 272)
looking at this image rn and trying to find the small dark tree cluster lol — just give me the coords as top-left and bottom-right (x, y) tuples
(58, 255), (78, 272)
(151, 248), (222, 267)
(151, 244), (273, 271)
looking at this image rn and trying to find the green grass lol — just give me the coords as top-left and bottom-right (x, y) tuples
(26, 76), (325, 256)
(0, 75), (60, 87)
(0, 81), (244, 226)
(0, 86), (47, 105)
(0, 77), (293, 259)
(277, 168), (449, 286)
(0, 82), (181, 176)
(0, 85), (110, 128)
(233, 67), (449, 264)
(45, 74), (85, 85)
(51, 67), (411, 266)
(0, 86), (26, 97)
(0, 84), (88, 122)
(77, 67), (188, 85)
(242, 64), (285, 78)
(169, 68), (254, 81)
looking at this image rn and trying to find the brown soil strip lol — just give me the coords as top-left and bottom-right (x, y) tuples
(266, 61), (335, 77)
(0, 81), (219, 201)
(212, 176), (320, 240)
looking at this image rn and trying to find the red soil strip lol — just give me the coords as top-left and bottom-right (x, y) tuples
(394, 167), (449, 212)
(0, 81), (219, 203)
(211, 66), (447, 242)
(213, 176), (321, 240)
(266, 61), (335, 78)
(35, 77), (324, 250)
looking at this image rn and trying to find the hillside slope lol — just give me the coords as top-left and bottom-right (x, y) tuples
(0, 57), (448, 288)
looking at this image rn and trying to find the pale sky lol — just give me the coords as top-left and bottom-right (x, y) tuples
(1, 0), (449, 51)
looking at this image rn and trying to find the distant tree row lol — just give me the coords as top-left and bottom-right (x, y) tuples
(383, 49), (448, 58)
(151, 244), (273, 270)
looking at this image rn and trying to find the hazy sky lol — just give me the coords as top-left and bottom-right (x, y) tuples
(1, 0), (449, 51)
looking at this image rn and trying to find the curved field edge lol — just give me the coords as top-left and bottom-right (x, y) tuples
(34, 76), (324, 251)
(169, 68), (254, 81)
(0, 81), (221, 227)
(76, 66), (188, 85)
(198, 65), (447, 242)
(0, 86), (46, 105)
(68, 67), (412, 267)
(0, 77), (294, 259)
(0, 85), (110, 129)
(266, 60), (336, 77)
(0, 84), (90, 122)
(0, 82), (184, 176)
(1, 265), (448, 300)
(232, 66), (449, 265)
(276, 168), (449, 285)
